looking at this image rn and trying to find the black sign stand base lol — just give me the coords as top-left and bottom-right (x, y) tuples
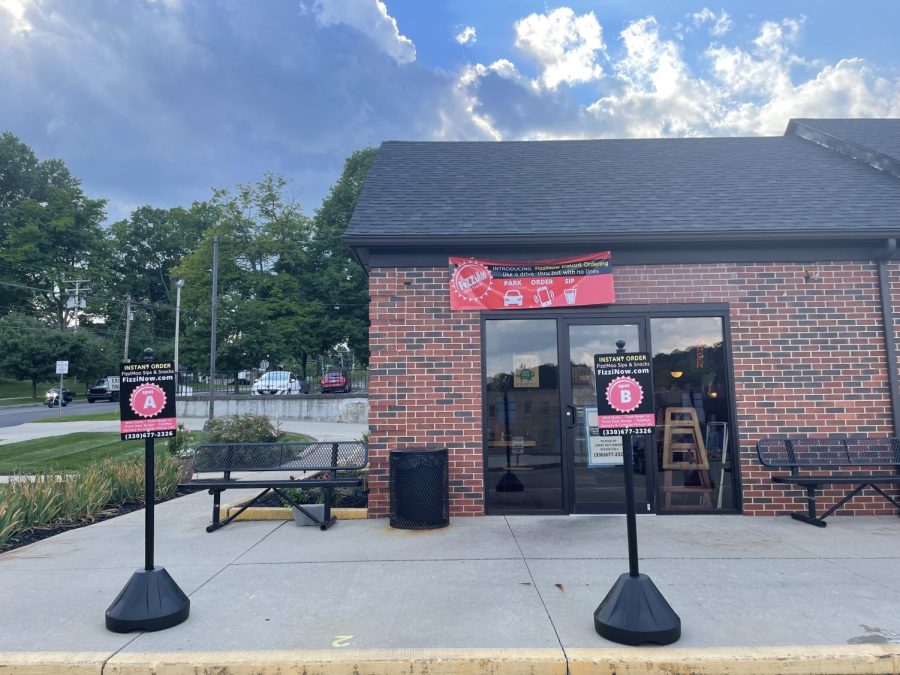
(594, 572), (681, 645)
(495, 470), (524, 492)
(593, 429), (681, 646)
(105, 567), (190, 633)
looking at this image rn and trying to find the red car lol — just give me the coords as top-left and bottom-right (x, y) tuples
(320, 369), (351, 393)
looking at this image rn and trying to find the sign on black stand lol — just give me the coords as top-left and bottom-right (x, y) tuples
(592, 344), (680, 646)
(105, 349), (190, 633)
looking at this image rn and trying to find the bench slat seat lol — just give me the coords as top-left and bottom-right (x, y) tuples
(185, 479), (363, 490)
(756, 438), (900, 527)
(179, 440), (368, 532)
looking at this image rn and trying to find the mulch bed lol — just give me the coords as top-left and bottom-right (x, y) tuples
(253, 490), (368, 509)
(0, 489), (192, 554)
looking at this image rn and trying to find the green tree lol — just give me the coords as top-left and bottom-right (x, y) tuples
(0, 314), (113, 398)
(0, 132), (107, 328)
(309, 147), (377, 365)
(172, 174), (317, 373)
(94, 202), (214, 357)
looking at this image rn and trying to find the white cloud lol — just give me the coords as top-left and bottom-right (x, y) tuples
(691, 8), (732, 36)
(305, 0), (415, 64)
(720, 59), (900, 135)
(0, 0), (32, 33)
(456, 25), (476, 45)
(588, 17), (718, 137)
(705, 20), (803, 98)
(513, 7), (605, 90)
(451, 9), (900, 141)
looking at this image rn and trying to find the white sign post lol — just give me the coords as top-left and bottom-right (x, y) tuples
(55, 361), (69, 418)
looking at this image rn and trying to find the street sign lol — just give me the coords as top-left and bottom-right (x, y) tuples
(119, 361), (177, 440)
(593, 352), (655, 436)
(56, 361), (69, 375)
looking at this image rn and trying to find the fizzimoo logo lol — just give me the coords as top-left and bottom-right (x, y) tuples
(451, 261), (492, 303)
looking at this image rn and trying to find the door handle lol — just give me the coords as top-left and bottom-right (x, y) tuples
(565, 404), (577, 428)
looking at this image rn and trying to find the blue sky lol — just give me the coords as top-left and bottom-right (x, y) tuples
(2, 0), (899, 223)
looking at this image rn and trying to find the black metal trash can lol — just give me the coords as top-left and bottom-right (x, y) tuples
(389, 447), (449, 529)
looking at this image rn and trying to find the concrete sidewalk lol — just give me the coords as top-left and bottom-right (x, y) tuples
(1, 485), (899, 673)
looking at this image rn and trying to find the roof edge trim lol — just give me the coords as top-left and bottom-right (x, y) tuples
(787, 119), (900, 179)
(345, 229), (900, 248)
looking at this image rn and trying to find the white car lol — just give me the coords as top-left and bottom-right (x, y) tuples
(250, 371), (310, 395)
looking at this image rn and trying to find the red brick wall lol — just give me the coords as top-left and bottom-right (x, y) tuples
(368, 269), (484, 517)
(369, 262), (899, 518)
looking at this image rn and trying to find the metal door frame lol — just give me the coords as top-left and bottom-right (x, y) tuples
(558, 316), (654, 514)
(481, 304), (741, 516)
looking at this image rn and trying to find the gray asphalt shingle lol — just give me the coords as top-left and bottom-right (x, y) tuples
(347, 123), (900, 242)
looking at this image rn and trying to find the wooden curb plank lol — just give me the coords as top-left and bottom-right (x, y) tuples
(0, 652), (109, 674)
(103, 648), (567, 675)
(567, 645), (900, 675)
(4, 645), (899, 674)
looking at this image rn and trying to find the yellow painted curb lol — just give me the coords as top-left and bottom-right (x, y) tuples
(6, 645), (900, 675)
(567, 645), (900, 674)
(104, 648), (567, 674)
(0, 651), (109, 674)
(220, 497), (367, 521)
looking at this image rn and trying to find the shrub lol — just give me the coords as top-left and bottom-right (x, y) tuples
(281, 486), (325, 505)
(166, 422), (198, 457)
(205, 414), (284, 444)
(281, 469), (368, 508)
(0, 500), (22, 550)
(0, 451), (184, 550)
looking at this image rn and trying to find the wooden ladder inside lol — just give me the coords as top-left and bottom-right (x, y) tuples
(661, 407), (714, 509)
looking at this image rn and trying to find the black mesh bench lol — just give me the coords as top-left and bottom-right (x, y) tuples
(756, 437), (900, 527)
(179, 440), (368, 532)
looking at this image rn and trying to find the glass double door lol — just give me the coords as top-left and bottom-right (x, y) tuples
(484, 317), (654, 515)
(562, 319), (652, 514)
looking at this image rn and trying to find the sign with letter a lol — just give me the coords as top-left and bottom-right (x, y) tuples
(119, 361), (177, 440)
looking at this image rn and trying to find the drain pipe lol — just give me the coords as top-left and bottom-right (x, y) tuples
(877, 238), (900, 437)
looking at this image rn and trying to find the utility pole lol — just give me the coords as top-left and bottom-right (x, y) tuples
(174, 279), (184, 374)
(208, 236), (219, 423)
(63, 278), (90, 332)
(123, 295), (133, 362)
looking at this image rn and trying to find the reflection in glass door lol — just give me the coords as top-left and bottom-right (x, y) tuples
(650, 316), (736, 512)
(485, 319), (563, 513)
(564, 321), (653, 514)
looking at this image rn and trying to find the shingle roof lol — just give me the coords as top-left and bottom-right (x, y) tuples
(346, 123), (900, 245)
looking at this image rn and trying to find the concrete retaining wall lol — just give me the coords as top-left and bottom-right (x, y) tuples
(176, 395), (368, 423)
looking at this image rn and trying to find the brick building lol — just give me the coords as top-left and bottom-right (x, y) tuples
(345, 119), (900, 520)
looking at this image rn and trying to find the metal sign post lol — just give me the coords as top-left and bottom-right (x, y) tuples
(592, 342), (680, 645)
(105, 348), (189, 633)
(55, 361), (68, 418)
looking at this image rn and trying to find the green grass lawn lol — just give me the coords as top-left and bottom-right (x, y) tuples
(0, 430), (315, 473)
(32, 411), (121, 423)
(0, 377), (83, 407)
(0, 432), (144, 473)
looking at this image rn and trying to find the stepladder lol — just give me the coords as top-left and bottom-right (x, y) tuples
(660, 407), (714, 508)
